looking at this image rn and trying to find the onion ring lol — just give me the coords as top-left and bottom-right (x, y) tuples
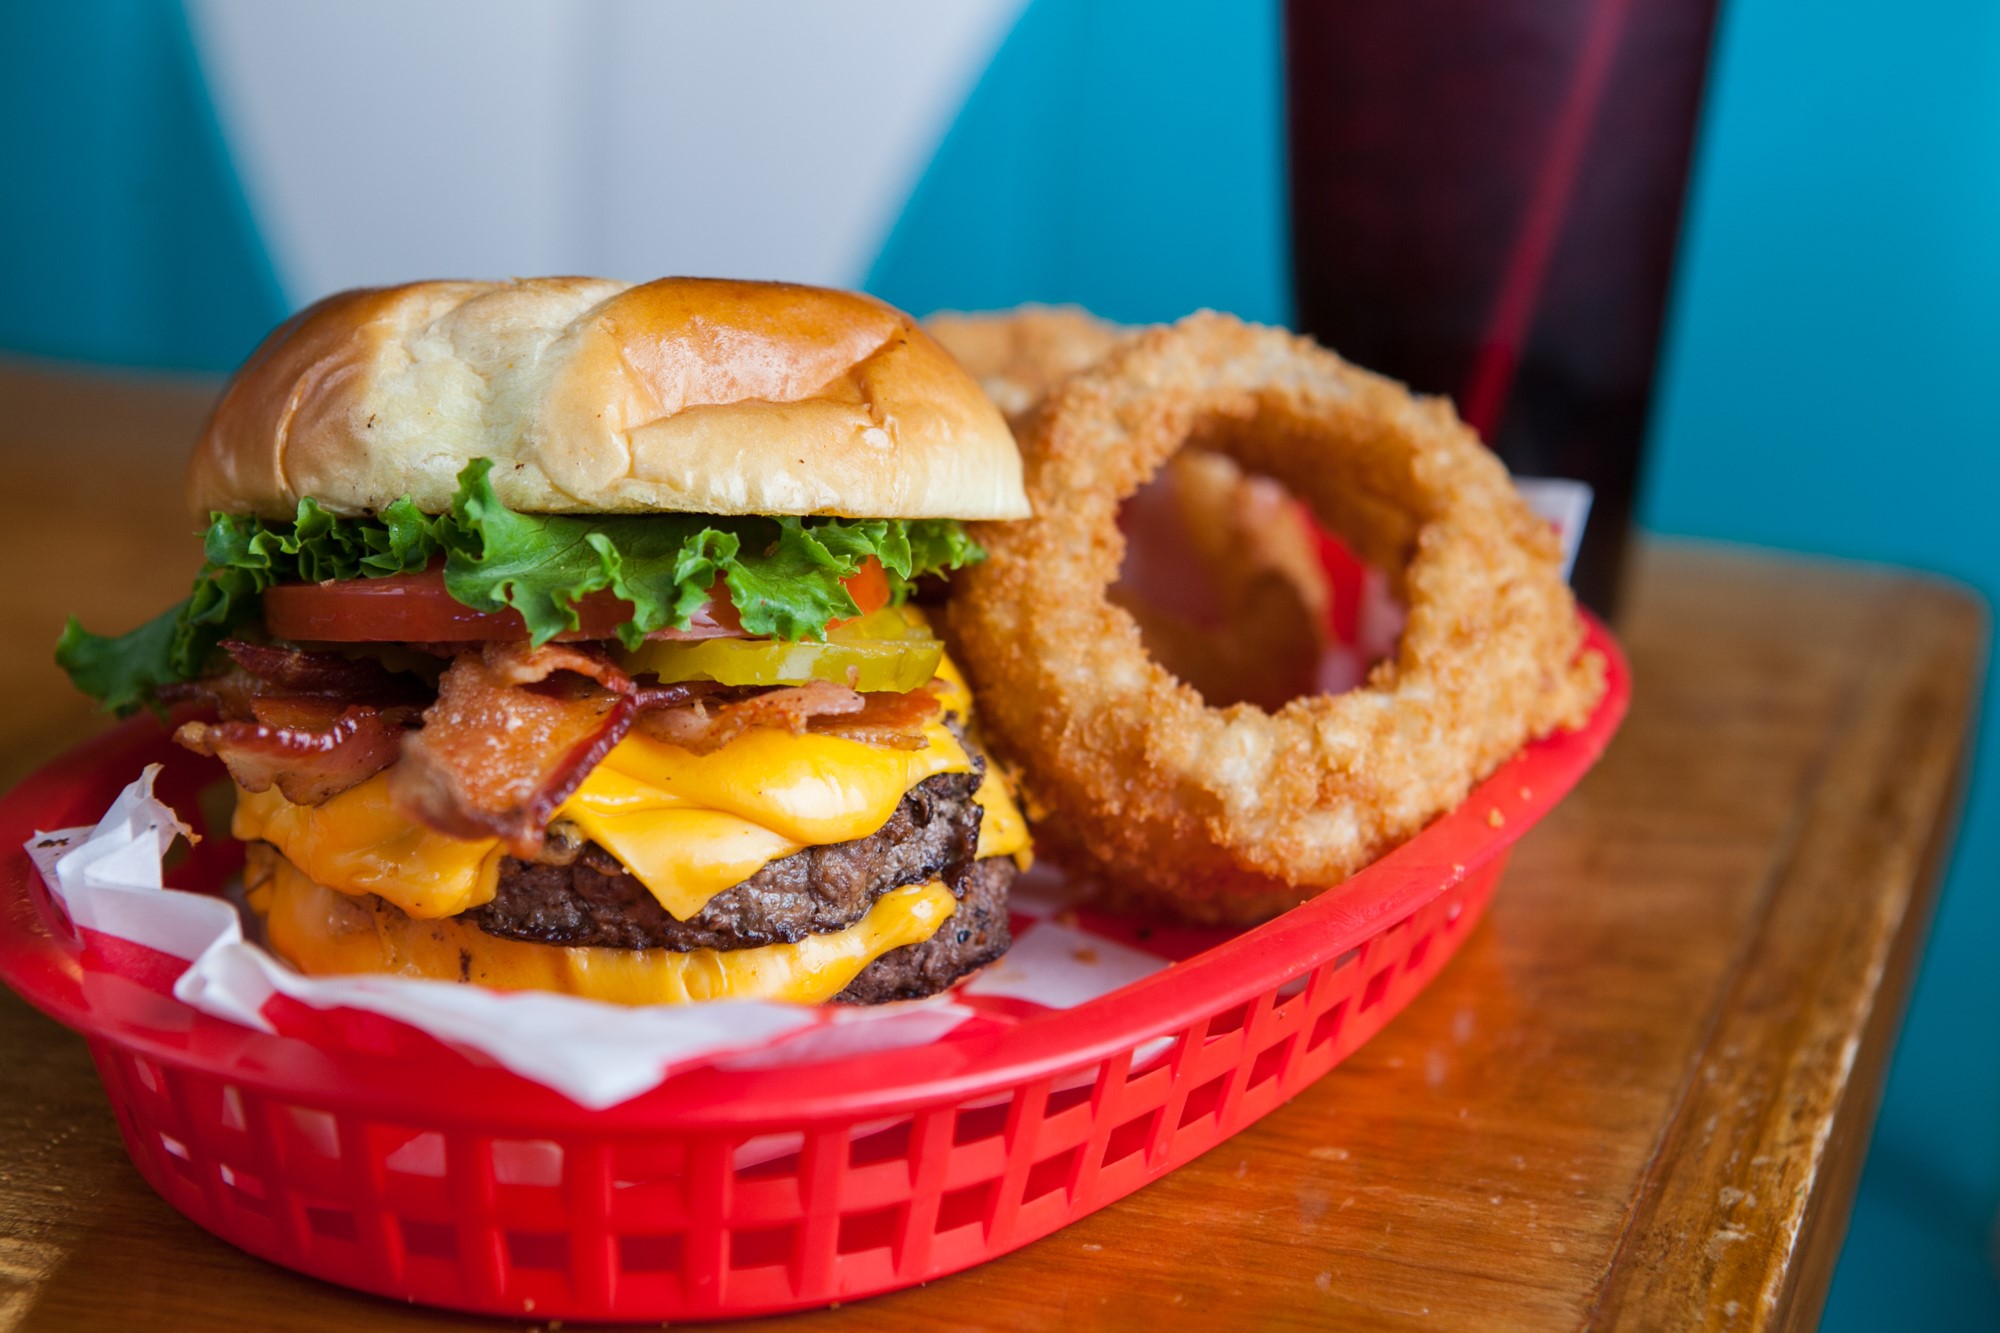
(929, 307), (1332, 709)
(925, 305), (1129, 424)
(942, 313), (1606, 924)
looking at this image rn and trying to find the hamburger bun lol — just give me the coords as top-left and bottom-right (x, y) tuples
(186, 277), (1029, 522)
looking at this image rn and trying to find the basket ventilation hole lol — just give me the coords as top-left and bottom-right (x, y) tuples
(219, 1164), (270, 1212)
(492, 1139), (565, 1188)
(1024, 1147), (1081, 1205)
(734, 1132), (804, 1181)
(735, 1152), (799, 1184)
(618, 1234), (684, 1274)
(1446, 901), (1465, 927)
(1104, 1111), (1159, 1167)
(219, 1086), (247, 1132)
(935, 1181), (996, 1234)
(1406, 933), (1434, 972)
(1178, 1074), (1229, 1130)
(400, 1219), (457, 1259)
(1275, 973), (1311, 1004)
(1130, 1033), (1181, 1078)
(159, 1138), (199, 1182)
(506, 1231), (569, 1271)
(307, 1207), (358, 1243)
(285, 1106), (341, 1159)
(1333, 947), (1361, 971)
(952, 1101), (1010, 1147)
(848, 1119), (914, 1169)
(1361, 967), (1394, 1012)
(383, 1132), (447, 1178)
(1248, 1038), (1293, 1092)
(730, 1225), (794, 1271)
(836, 1206), (902, 1256)
(1207, 1002), (1251, 1040)
(1045, 1083), (1094, 1121)
(1308, 1000), (1349, 1054)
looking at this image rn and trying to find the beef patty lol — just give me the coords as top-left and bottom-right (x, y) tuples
(468, 764), (988, 953)
(832, 854), (1013, 1003)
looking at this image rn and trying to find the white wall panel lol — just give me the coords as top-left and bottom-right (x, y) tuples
(186, 0), (1024, 307)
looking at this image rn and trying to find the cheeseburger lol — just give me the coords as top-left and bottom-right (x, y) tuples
(58, 277), (1033, 1005)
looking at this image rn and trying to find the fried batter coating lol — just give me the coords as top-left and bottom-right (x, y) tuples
(943, 314), (1606, 924)
(926, 306), (1129, 424)
(928, 307), (1331, 710)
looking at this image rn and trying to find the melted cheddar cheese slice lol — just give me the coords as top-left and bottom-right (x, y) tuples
(972, 768), (1031, 869)
(234, 779), (505, 918)
(562, 720), (974, 915)
(233, 649), (1031, 924)
(257, 854), (959, 1005)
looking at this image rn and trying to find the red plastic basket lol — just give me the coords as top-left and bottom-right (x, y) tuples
(0, 621), (1626, 1321)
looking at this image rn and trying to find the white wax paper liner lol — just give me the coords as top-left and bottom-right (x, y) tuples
(26, 769), (1184, 1110)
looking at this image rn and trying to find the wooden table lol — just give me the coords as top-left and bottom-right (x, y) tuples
(0, 362), (1983, 1331)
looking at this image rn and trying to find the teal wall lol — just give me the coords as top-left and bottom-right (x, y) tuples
(867, 0), (1288, 326)
(1, 0), (1995, 1322)
(0, 1), (284, 371)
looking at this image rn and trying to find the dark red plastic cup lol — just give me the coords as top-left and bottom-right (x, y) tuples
(1287, 0), (1722, 618)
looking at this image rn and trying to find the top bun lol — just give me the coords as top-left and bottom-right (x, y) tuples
(185, 277), (1030, 522)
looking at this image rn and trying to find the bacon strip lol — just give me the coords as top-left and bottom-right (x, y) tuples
(632, 680), (941, 755)
(162, 642), (428, 724)
(812, 684), (943, 750)
(631, 679), (728, 711)
(221, 640), (424, 699)
(389, 646), (636, 857)
(176, 699), (417, 805)
(158, 668), (264, 723)
(187, 623), (948, 840)
(478, 640), (634, 692)
(635, 680), (857, 755)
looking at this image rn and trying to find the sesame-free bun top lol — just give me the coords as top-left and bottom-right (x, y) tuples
(185, 277), (1030, 521)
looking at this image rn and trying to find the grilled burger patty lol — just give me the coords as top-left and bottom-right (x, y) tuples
(249, 731), (1016, 998)
(832, 854), (1013, 1004)
(468, 760), (991, 953)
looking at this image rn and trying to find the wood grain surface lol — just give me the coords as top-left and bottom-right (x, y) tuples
(0, 361), (1984, 1331)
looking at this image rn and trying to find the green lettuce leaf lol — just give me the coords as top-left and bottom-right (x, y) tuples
(56, 458), (984, 713)
(54, 604), (187, 718)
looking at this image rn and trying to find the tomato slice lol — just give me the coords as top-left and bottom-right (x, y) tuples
(260, 559), (890, 644)
(843, 557), (892, 618)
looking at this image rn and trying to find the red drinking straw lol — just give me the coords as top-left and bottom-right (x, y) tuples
(1459, 0), (1638, 439)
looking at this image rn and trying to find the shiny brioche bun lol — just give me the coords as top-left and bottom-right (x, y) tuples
(185, 277), (1029, 522)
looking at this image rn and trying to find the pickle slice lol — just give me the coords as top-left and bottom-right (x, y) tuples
(620, 607), (943, 692)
